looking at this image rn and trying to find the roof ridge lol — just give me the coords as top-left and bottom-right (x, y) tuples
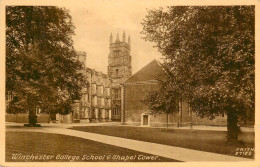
(125, 59), (157, 83)
(124, 59), (168, 83)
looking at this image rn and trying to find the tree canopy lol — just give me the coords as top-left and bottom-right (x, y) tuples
(142, 6), (254, 141)
(6, 6), (87, 121)
(144, 80), (178, 115)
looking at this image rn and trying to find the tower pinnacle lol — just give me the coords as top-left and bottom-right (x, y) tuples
(128, 35), (131, 48)
(110, 33), (113, 44)
(122, 31), (126, 42)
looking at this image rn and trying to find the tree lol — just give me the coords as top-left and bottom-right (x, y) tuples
(6, 6), (88, 126)
(144, 80), (178, 128)
(141, 6), (254, 142)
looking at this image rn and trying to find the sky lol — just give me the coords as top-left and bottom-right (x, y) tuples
(63, 1), (164, 74)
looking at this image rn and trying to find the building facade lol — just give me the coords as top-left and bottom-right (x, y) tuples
(54, 51), (112, 123)
(108, 32), (132, 121)
(78, 67), (112, 122)
(6, 32), (250, 126)
(121, 60), (228, 127)
(72, 51), (113, 123)
(55, 32), (133, 123)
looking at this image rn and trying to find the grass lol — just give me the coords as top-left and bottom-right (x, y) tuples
(70, 126), (255, 159)
(6, 131), (178, 162)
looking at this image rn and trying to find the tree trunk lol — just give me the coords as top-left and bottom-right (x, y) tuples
(227, 110), (240, 143)
(28, 96), (37, 126)
(29, 108), (37, 126)
(167, 114), (169, 128)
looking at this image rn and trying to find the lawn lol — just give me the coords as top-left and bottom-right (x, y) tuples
(70, 126), (255, 159)
(6, 131), (178, 162)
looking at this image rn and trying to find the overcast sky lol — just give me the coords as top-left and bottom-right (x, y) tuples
(63, 1), (164, 74)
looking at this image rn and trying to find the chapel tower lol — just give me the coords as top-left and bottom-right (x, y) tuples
(108, 31), (132, 83)
(108, 31), (132, 120)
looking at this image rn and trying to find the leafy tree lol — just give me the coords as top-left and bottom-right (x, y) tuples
(144, 80), (178, 128)
(6, 6), (87, 126)
(141, 6), (254, 142)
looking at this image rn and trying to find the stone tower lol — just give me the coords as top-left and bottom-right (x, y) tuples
(108, 31), (132, 120)
(108, 32), (132, 84)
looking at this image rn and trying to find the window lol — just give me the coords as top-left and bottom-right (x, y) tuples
(6, 91), (13, 101)
(85, 94), (88, 102)
(113, 105), (120, 115)
(114, 50), (120, 57)
(101, 98), (104, 106)
(106, 88), (110, 96)
(87, 86), (90, 94)
(97, 85), (103, 96)
(116, 69), (119, 77)
(92, 84), (96, 94)
(108, 99), (111, 107)
(87, 87), (90, 102)
(114, 89), (120, 99)
(114, 89), (117, 99)
(97, 76), (102, 83)
(83, 87), (87, 93)
(100, 86), (104, 95)
(92, 96), (97, 106)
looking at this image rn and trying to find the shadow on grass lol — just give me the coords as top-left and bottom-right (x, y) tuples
(70, 126), (255, 159)
(6, 131), (180, 162)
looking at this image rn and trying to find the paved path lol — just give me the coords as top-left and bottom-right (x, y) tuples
(6, 122), (255, 132)
(7, 126), (250, 162)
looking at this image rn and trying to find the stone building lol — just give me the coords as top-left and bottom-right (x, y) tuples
(5, 32), (249, 126)
(108, 32), (132, 121)
(55, 32), (133, 123)
(121, 60), (227, 127)
(81, 67), (112, 122)
(6, 32), (132, 124)
(54, 52), (112, 123)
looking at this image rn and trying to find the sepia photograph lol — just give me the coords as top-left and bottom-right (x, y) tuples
(0, 0), (259, 166)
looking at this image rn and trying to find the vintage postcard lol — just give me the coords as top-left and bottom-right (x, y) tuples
(0, 0), (259, 167)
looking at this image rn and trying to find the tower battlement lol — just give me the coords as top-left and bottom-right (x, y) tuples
(110, 31), (131, 49)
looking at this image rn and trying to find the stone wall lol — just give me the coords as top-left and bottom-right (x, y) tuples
(192, 113), (227, 126)
(124, 83), (172, 125)
(6, 114), (50, 123)
(124, 83), (227, 127)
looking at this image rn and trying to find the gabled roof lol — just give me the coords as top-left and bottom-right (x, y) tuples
(124, 59), (170, 84)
